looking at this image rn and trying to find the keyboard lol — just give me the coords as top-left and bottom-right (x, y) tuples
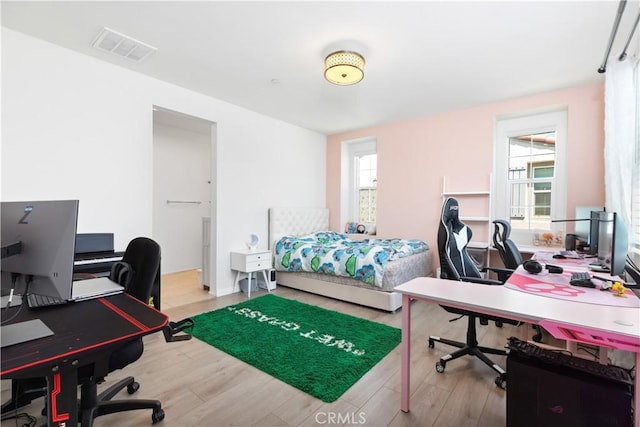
(570, 271), (595, 288)
(26, 293), (67, 309)
(506, 337), (632, 385)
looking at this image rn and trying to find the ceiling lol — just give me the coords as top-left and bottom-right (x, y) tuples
(2, 1), (639, 135)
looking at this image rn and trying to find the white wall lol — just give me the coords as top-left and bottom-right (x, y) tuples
(153, 119), (211, 274)
(1, 28), (326, 297)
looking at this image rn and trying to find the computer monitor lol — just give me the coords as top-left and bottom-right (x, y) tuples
(596, 211), (628, 277)
(571, 206), (603, 254)
(1, 200), (79, 302)
(588, 210), (603, 255)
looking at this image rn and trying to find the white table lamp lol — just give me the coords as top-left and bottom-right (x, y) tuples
(247, 234), (259, 251)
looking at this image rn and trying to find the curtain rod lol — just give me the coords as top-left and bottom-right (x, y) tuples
(598, 0), (627, 74)
(618, 9), (640, 61)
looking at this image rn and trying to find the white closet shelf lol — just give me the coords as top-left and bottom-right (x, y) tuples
(460, 216), (490, 222)
(442, 175), (493, 268)
(442, 191), (490, 196)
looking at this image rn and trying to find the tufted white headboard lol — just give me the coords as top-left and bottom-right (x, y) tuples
(268, 207), (329, 249)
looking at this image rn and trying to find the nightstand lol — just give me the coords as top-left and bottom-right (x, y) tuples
(230, 249), (273, 298)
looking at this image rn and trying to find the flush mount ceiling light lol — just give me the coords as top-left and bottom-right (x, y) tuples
(324, 51), (365, 85)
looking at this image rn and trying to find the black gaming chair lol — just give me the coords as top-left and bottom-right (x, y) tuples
(492, 220), (523, 269)
(492, 220), (543, 342)
(428, 198), (519, 389)
(78, 237), (164, 426)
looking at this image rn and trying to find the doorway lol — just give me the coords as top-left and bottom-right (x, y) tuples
(152, 107), (217, 307)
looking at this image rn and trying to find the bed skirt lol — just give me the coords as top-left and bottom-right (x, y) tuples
(276, 250), (433, 312)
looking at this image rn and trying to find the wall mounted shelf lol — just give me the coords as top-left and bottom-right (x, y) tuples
(442, 175), (493, 270)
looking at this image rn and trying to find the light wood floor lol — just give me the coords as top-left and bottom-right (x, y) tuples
(2, 270), (526, 427)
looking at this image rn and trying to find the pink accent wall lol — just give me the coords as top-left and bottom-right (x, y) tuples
(326, 83), (605, 248)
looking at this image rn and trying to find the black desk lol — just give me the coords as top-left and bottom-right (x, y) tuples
(1, 293), (168, 426)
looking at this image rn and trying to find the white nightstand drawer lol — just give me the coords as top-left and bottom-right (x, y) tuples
(245, 252), (271, 264)
(245, 260), (270, 272)
(231, 249), (274, 298)
(230, 250), (272, 272)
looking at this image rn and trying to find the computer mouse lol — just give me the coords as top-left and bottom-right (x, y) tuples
(552, 254), (566, 259)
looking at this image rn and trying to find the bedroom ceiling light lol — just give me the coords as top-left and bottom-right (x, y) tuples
(324, 51), (365, 85)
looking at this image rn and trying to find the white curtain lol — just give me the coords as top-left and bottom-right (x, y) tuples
(603, 53), (639, 367)
(604, 55), (638, 229)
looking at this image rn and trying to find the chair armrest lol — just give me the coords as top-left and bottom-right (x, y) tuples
(460, 275), (504, 286)
(485, 267), (514, 276)
(482, 267), (515, 283)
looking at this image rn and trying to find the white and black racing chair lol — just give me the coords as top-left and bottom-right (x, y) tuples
(428, 197), (519, 389)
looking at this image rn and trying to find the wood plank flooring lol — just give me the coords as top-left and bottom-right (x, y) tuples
(2, 270), (526, 426)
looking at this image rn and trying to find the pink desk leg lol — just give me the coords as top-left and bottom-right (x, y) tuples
(401, 294), (412, 412)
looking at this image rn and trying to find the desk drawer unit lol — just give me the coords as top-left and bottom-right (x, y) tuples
(231, 251), (271, 273)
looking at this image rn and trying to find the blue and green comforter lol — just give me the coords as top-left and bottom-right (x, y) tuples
(273, 232), (429, 288)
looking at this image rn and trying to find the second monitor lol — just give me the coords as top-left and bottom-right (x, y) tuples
(1, 200), (79, 304)
(596, 211), (628, 277)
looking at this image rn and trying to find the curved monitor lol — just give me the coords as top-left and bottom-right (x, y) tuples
(1, 200), (79, 301)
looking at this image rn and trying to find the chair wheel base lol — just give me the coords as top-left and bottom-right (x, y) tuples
(495, 375), (506, 390)
(428, 338), (435, 349)
(127, 382), (140, 395)
(435, 360), (446, 373)
(152, 408), (165, 424)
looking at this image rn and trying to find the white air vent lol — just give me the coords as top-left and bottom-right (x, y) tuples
(91, 27), (157, 62)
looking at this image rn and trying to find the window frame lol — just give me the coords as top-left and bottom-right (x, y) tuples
(494, 110), (567, 246)
(340, 137), (377, 229)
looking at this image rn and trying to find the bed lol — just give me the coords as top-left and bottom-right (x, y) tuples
(268, 207), (433, 312)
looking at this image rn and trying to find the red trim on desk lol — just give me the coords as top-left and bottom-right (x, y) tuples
(51, 372), (70, 423)
(99, 298), (150, 331)
(1, 330), (148, 376)
(0, 297), (168, 376)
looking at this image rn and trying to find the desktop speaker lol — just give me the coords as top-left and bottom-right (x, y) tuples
(507, 352), (632, 427)
(269, 268), (277, 289)
(523, 260), (543, 274)
(259, 269), (277, 290)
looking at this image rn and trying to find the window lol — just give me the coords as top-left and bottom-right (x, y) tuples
(494, 111), (567, 246)
(508, 134), (556, 220)
(356, 154), (377, 223)
(340, 138), (377, 229)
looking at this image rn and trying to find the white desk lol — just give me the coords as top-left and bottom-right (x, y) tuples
(395, 275), (640, 424)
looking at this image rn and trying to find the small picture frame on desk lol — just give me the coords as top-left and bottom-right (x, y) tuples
(533, 230), (564, 247)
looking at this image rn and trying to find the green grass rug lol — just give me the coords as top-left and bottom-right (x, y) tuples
(191, 294), (400, 402)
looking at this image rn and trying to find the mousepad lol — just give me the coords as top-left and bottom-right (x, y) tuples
(505, 267), (640, 308)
